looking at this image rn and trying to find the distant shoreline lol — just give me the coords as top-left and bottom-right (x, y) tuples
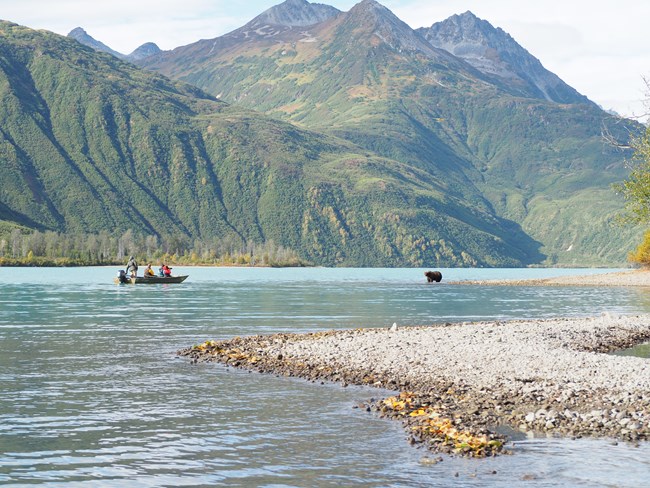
(0, 260), (307, 268)
(447, 268), (650, 287)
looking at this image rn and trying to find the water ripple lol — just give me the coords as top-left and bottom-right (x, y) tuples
(1, 267), (649, 486)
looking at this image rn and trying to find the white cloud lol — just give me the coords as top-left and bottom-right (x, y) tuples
(2, 0), (244, 52)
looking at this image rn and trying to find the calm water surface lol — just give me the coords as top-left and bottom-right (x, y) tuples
(1, 267), (649, 487)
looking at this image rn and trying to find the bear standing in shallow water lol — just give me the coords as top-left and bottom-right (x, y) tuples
(424, 270), (442, 283)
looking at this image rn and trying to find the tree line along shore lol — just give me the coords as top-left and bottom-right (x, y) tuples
(0, 228), (306, 267)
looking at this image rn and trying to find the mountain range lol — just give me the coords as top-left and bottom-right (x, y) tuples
(0, 0), (643, 266)
(67, 27), (163, 62)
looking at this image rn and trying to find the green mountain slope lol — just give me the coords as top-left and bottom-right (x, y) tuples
(141, 0), (642, 265)
(0, 20), (543, 266)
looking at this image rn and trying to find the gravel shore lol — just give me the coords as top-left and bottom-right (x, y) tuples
(179, 270), (650, 457)
(451, 268), (650, 287)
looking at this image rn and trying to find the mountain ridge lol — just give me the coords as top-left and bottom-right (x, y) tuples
(64, 2), (601, 111)
(418, 11), (593, 105)
(67, 26), (162, 62)
(64, 2), (595, 110)
(68, 27), (125, 59)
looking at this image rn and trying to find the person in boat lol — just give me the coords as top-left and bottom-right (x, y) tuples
(117, 269), (129, 283)
(158, 264), (165, 277)
(162, 264), (172, 277)
(125, 256), (138, 277)
(144, 264), (155, 277)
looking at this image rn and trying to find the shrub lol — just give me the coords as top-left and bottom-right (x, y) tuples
(628, 229), (650, 267)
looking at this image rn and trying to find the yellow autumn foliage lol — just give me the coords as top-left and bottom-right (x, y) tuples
(382, 392), (499, 456)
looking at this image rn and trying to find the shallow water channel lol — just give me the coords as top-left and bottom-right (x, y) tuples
(1, 267), (649, 487)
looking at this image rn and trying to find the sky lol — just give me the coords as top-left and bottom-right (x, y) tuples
(1, 0), (649, 120)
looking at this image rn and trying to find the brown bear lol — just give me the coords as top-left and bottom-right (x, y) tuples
(424, 270), (442, 283)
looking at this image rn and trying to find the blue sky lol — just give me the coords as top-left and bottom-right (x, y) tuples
(2, 0), (649, 120)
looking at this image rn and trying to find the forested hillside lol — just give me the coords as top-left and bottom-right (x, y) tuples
(141, 0), (643, 265)
(0, 20), (542, 266)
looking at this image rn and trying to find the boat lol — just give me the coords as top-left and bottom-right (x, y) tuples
(132, 275), (188, 284)
(114, 274), (189, 284)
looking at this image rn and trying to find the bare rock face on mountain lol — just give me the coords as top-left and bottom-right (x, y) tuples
(225, 0), (340, 42)
(418, 11), (592, 105)
(251, 0), (340, 28)
(343, 0), (444, 55)
(126, 42), (162, 61)
(141, 0), (342, 62)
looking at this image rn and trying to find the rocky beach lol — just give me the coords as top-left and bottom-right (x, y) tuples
(450, 268), (650, 287)
(179, 270), (650, 457)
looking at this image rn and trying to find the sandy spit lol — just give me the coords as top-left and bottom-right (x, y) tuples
(179, 312), (650, 457)
(450, 268), (650, 287)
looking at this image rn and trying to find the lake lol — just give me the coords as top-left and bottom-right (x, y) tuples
(1, 266), (649, 487)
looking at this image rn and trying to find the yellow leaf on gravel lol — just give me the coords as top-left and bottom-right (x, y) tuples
(409, 408), (428, 417)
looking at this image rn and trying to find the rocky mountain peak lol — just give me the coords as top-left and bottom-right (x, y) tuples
(420, 11), (517, 59)
(343, 0), (435, 54)
(249, 0), (340, 28)
(68, 27), (125, 59)
(349, 0), (383, 12)
(419, 11), (592, 105)
(67, 27), (162, 63)
(127, 42), (162, 61)
(68, 27), (88, 38)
